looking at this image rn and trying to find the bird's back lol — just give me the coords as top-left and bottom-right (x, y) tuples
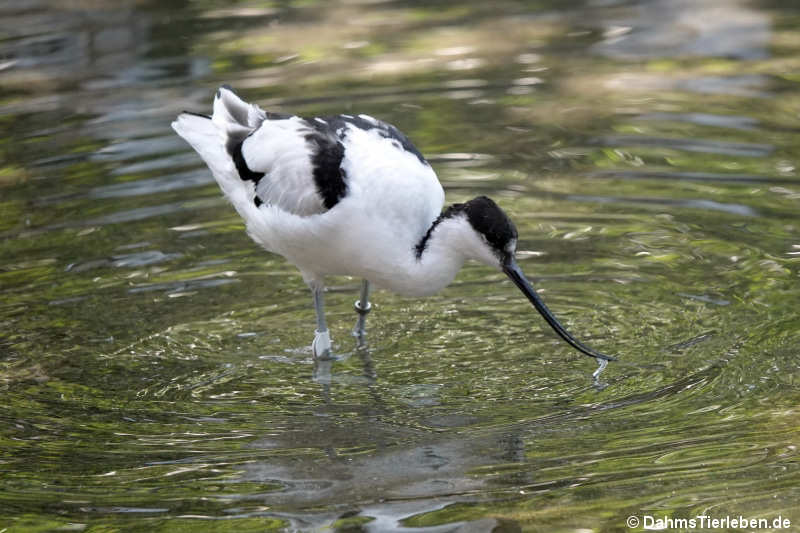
(172, 87), (444, 283)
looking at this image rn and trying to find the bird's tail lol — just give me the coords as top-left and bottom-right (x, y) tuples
(212, 84), (266, 132)
(171, 87), (266, 222)
(171, 111), (229, 178)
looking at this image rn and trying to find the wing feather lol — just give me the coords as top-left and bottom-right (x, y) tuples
(211, 86), (430, 218)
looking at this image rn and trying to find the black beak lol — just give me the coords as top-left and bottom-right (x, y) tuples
(502, 260), (616, 362)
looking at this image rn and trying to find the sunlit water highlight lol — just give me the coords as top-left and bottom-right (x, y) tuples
(1, 1), (799, 531)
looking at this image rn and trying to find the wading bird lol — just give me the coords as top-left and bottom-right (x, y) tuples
(172, 86), (615, 373)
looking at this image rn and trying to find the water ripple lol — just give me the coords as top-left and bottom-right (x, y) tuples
(593, 135), (774, 157)
(566, 194), (759, 216)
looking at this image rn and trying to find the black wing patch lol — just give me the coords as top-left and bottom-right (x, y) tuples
(304, 127), (348, 210)
(229, 139), (265, 185)
(230, 111), (425, 213)
(301, 113), (429, 210)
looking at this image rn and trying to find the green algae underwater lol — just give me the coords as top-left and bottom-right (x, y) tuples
(1, 0), (799, 531)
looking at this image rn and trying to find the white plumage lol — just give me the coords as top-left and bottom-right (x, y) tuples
(173, 87), (447, 295)
(173, 86), (614, 366)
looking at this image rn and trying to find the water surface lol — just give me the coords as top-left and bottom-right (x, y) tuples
(1, 0), (799, 531)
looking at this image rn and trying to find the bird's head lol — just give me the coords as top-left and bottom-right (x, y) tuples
(445, 195), (519, 268)
(456, 196), (615, 362)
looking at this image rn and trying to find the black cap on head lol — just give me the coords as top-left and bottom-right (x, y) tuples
(416, 196), (518, 261)
(456, 196), (518, 262)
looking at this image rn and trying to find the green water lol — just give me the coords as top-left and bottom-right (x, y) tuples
(1, 1), (799, 531)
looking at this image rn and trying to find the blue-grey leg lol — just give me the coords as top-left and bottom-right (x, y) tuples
(311, 285), (332, 359)
(353, 279), (372, 342)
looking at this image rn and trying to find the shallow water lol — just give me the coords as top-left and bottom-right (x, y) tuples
(1, 1), (799, 531)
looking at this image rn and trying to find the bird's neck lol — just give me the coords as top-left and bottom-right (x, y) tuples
(403, 214), (489, 296)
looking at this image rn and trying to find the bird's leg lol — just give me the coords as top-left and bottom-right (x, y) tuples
(352, 279), (372, 345)
(311, 284), (333, 359)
